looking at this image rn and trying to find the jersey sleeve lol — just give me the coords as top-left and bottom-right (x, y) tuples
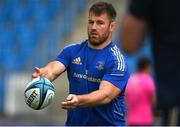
(102, 48), (130, 90)
(55, 46), (71, 68)
(128, 0), (152, 22)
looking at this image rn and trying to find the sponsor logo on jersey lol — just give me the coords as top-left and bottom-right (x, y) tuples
(72, 57), (82, 65)
(73, 72), (101, 83)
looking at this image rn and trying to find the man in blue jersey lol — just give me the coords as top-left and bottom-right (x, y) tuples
(32, 2), (129, 126)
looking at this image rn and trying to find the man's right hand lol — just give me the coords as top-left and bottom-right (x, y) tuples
(31, 61), (66, 81)
(32, 67), (42, 78)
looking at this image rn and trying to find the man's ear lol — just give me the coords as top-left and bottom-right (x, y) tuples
(110, 22), (117, 32)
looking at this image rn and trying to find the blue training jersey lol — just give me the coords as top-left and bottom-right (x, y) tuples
(55, 40), (130, 126)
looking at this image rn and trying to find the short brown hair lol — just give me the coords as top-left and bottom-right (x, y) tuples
(89, 2), (117, 22)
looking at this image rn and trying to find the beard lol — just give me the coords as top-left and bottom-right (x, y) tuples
(88, 31), (110, 46)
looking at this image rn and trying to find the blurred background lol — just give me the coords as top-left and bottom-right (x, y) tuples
(0, 0), (157, 126)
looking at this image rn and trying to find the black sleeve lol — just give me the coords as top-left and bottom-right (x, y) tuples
(128, 0), (153, 22)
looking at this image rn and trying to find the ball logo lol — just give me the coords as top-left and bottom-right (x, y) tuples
(26, 90), (38, 106)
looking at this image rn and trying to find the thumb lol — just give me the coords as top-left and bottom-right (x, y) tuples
(66, 94), (74, 101)
(34, 67), (41, 73)
(32, 67), (41, 78)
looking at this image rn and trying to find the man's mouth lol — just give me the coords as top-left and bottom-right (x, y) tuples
(90, 32), (98, 36)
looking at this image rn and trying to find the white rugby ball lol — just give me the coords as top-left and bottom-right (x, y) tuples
(24, 77), (54, 110)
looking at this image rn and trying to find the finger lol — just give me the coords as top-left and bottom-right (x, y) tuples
(61, 101), (68, 105)
(62, 106), (76, 110)
(32, 73), (38, 79)
(62, 106), (70, 110)
(61, 104), (76, 110)
(61, 102), (71, 109)
(61, 101), (74, 106)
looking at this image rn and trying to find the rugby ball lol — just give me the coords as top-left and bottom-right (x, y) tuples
(24, 77), (54, 110)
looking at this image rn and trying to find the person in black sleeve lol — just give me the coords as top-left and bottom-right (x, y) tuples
(120, 0), (180, 125)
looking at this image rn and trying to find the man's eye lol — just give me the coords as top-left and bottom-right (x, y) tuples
(97, 22), (104, 25)
(88, 21), (94, 24)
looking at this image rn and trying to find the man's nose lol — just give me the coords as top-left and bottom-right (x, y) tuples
(91, 23), (97, 29)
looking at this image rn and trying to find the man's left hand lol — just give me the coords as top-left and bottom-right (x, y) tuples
(61, 94), (79, 109)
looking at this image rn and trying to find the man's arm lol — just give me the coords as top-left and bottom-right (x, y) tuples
(120, 13), (148, 54)
(61, 80), (121, 109)
(32, 61), (66, 82)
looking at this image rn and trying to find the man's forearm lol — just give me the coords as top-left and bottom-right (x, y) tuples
(61, 81), (121, 109)
(77, 89), (112, 107)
